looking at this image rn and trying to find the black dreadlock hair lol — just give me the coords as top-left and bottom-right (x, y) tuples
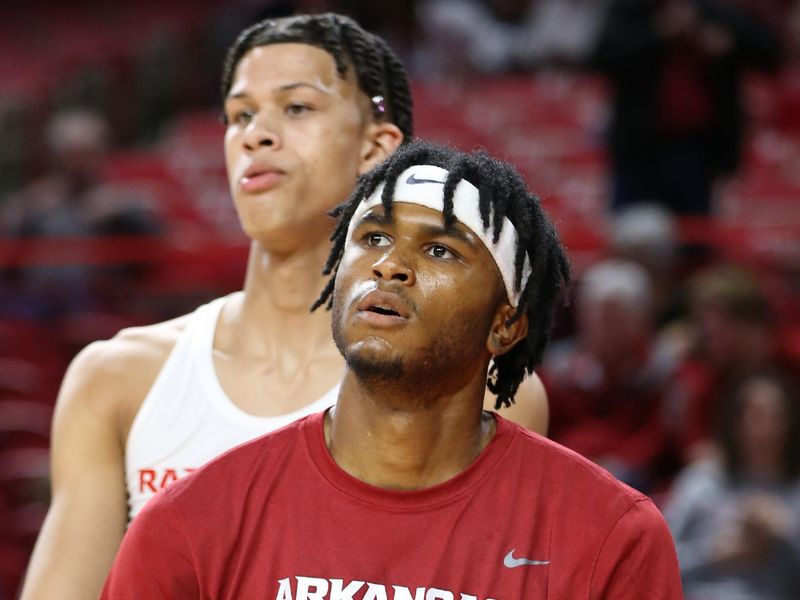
(313, 140), (571, 409)
(220, 13), (413, 141)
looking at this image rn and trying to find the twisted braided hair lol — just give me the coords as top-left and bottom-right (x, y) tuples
(220, 13), (413, 140)
(313, 140), (571, 409)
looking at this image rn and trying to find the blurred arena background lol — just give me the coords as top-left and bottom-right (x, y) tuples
(1, 0), (799, 598)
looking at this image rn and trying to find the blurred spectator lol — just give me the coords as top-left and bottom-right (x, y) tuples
(341, 1), (419, 67)
(670, 264), (799, 461)
(541, 259), (680, 493)
(416, 0), (607, 75)
(790, 1), (800, 56)
(593, 0), (781, 216)
(0, 107), (161, 320)
(665, 370), (800, 600)
(206, 0), (303, 79)
(609, 202), (682, 325)
(0, 108), (110, 318)
(2, 108), (110, 239)
(738, 0), (797, 32)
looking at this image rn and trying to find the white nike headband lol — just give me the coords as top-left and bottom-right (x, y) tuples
(345, 164), (532, 307)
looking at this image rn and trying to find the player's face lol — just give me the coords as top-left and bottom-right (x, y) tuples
(224, 43), (386, 251)
(331, 202), (507, 383)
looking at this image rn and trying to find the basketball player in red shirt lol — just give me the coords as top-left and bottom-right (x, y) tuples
(102, 140), (682, 599)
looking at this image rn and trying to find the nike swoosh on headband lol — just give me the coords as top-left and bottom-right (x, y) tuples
(406, 173), (444, 185)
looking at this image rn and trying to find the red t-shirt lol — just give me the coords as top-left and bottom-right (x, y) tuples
(102, 411), (682, 599)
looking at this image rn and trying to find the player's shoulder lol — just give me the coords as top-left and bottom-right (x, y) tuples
(55, 311), (196, 426)
(163, 415), (313, 502)
(201, 415), (309, 472)
(512, 421), (649, 506)
(72, 312), (192, 383)
(508, 425), (666, 546)
(127, 420), (314, 556)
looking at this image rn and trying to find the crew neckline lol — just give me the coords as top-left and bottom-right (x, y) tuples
(303, 410), (517, 512)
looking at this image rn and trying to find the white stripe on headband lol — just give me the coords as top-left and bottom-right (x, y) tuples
(345, 164), (532, 307)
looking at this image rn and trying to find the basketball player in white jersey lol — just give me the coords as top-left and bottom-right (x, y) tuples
(20, 14), (549, 600)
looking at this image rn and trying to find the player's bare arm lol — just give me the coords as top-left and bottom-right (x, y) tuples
(19, 316), (188, 600)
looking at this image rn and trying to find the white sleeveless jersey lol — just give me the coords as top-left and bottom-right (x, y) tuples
(125, 294), (338, 520)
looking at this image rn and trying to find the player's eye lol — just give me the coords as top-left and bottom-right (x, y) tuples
(363, 232), (390, 247)
(286, 103), (312, 116)
(228, 109), (254, 126)
(425, 244), (457, 260)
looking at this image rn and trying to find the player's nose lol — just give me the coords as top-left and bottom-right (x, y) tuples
(243, 115), (281, 151)
(371, 248), (415, 285)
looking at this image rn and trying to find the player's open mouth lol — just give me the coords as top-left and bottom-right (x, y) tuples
(355, 289), (412, 325)
(367, 305), (400, 317)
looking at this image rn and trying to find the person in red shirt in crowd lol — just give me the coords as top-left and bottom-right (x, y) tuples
(594, 0), (780, 216)
(671, 264), (800, 462)
(101, 140), (683, 599)
(542, 258), (680, 494)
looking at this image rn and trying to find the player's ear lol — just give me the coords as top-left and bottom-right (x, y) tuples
(487, 303), (528, 357)
(358, 121), (403, 174)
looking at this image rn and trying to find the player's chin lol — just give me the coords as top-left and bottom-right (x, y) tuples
(344, 339), (405, 381)
(245, 218), (320, 250)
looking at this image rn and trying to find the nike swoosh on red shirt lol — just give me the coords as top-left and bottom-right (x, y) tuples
(503, 549), (550, 568)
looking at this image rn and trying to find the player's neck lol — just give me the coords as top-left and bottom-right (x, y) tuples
(218, 239), (335, 360)
(242, 238), (332, 312)
(325, 371), (495, 490)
